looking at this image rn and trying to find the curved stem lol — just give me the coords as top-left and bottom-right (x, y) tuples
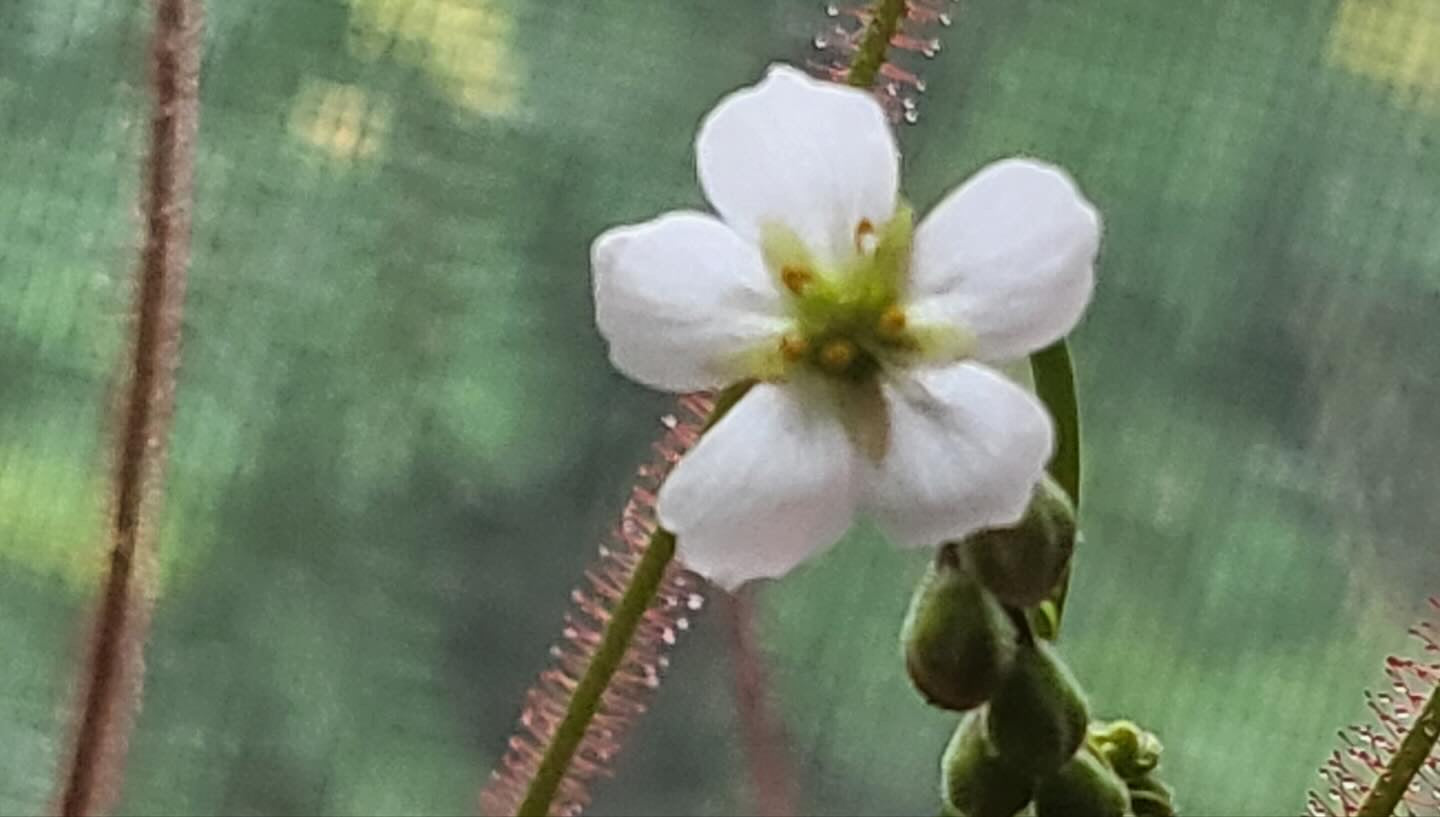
(1029, 342), (1080, 506)
(1028, 341), (1081, 630)
(846, 0), (907, 90)
(1356, 683), (1440, 817)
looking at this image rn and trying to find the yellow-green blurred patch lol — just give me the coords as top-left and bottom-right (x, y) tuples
(0, 438), (107, 587)
(289, 79), (392, 163)
(1330, 0), (1440, 111)
(347, 0), (518, 116)
(0, 431), (197, 594)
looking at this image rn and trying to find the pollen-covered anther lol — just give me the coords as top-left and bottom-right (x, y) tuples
(854, 218), (878, 254)
(780, 264), (814, 294)
(779, 334), (810, 362)
(819, 338), (858, 373)
(877, 304), (908, 339)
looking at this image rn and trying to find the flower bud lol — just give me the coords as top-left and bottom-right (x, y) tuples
(1033, 749), (1129, 817)
(987, 640), (1089, 777)
(1088, 719), (1162, 780)
(941, 711), (1034, 817)
(964, 475), (1076, 607)
(902, 544), (1018, 711)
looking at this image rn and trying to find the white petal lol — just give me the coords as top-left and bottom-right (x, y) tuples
(908, 158), (1101, 361)
(592, 212), (790, 392)
(658, 382), (860, 590)
(862, 363), (1053, 548)
(696, 65), (899, 268)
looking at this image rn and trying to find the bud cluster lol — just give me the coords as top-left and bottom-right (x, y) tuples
(900, 479), (1175, 816)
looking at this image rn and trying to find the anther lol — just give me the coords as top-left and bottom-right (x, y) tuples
(781, 265), (813, 294)
(855, 218), (878, 254)
(779, 334), (810, 362)
(877, 305), (908, 339)
(819, 339), (857, 372)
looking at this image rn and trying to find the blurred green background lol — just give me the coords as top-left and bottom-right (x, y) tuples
(2, 0), (1438, 814)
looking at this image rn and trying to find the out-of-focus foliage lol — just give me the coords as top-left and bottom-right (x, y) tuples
(0, 1), (1437, 815)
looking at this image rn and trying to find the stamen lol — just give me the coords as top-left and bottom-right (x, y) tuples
(780, 265), (814, 294)
(854, 219), (878, 255)
(779, 334), (810, 362)
(819, 339), (858, 373)
(877, 304), (907, 339)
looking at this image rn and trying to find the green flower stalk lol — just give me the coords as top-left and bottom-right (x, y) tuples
(1028, 341), (1082, 623)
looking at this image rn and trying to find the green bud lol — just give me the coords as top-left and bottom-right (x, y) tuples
(1088, 719), (1163, 781)
(941, 712), (1034, 817)
(965, 475), (1076, 607)
(987, 641), (1089, 777)
(1033, 750), (1129, 817)
(902, 544), (1018, 711)
(1126, 773), (1177, 817)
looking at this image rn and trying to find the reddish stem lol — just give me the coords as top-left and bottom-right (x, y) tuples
(724, 588), (799, 817)
(56, 1), (201, 814)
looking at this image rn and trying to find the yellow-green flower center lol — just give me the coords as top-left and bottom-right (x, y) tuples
(762, 205), (920, 382)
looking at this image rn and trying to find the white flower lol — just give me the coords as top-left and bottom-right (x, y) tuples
(592, 65), (1101, 591)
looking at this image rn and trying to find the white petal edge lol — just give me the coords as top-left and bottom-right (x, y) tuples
(696, 65), (900, 269)
(658, 382), (860, 591)
(592, 211), (790, 392)
(862, 362), (1054, 548)
(907, 158), (1101, 362)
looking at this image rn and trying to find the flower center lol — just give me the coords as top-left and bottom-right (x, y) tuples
(762, 205), (920, 382)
